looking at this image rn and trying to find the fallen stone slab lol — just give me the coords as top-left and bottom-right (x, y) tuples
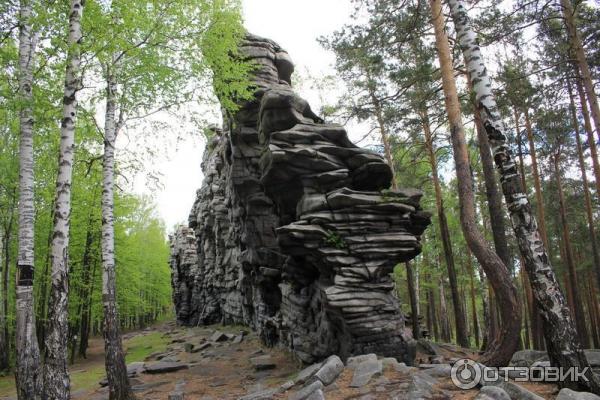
(131, 381), (170, 392)
(556, 388), (600, 400)
(278, 380), (295, 393)
(210, 331), (229, 342)
(475, 386), (511, 400)
(421, 364), (452, 378)
(144, 361), (189, 374)
(314, 355), (344, 385)
(296, 362), (322, 385)
(346, 353), (378, 369)
(289, 380), (324, 400)
(404, 372), (440, 399)
(495, 381), (544, 400)
(192, 342), (212, 353)
(250, 355), (276, 371)
(305, 389), (325, 400)
(127, 361), (145, 377)
(237, 388), (278, 400)
(232, 334), (244, 344)
(509, 350), (548, 367)
(349, 358), (382, 388)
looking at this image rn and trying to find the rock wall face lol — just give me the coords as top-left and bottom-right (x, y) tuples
(169, 34), (430, 364)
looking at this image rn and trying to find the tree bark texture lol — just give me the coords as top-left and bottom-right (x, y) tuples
(560, 0), (600, 144)
(102, 69), (135, 400)
(568, 79), (600, 298)
(431, 0), (521, 366)
(15, 0), (42, 397)
(43, 1), (85, 397)
(405, 261), (420, 339)
(421, 113), (469, 348)
(447, 0), (600, 390)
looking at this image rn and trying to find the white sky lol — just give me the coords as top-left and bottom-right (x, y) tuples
(143, 0), (357, 232)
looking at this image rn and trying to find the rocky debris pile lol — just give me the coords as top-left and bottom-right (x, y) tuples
(170, 33), (430, 364)
(240, 352), (451, 400)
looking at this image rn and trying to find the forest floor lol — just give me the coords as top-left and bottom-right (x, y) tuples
(0, 321), (560, 399)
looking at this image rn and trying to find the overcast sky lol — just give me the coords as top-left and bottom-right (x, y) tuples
(149, 0), (356, 231)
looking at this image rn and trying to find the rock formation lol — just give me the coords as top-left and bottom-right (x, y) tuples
(169, 34), (431, 364)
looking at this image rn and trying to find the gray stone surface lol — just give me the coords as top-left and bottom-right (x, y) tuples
(496, 381), (544, 400)
(350, 359), (383, 388)
(314, 355), (344, 385)
(296, 362), (322, 385)
(250, 355), (276, 371)
(289, 381), (324, 400)
(556, 388), (600, 400)
(421, 364), (452, 378)
(509, 350), (549, 367)
(238, 388), (278, 400)
(169, 33), (430, 364)
(475, 386), (511, 400)
(143, 362), (189, 374)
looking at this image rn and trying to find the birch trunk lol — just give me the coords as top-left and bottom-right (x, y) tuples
(447, 0), (600, 390)
(43, 1), (84, 397)
(101, 68), (135, 400)
(430, 0), (520, 365)
(15, 0), (41, 397)
(0, 229), (8, 371)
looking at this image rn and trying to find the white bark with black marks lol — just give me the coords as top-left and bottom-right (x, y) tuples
(101, 68), (135, 400)
(447, 0), (600, 392)
(15, 0), (42, 398)
(43, 1), (85, 398)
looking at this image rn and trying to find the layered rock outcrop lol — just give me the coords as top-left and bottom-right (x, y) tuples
(169, 34), (430, 364)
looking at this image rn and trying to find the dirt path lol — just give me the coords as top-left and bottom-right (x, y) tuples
(0, 321), (560, 400)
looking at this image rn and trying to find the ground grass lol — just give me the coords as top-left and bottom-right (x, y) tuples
(0, 331), (171, 397)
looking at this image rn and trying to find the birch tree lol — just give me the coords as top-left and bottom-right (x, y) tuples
(15, 0), (42, 398)
(429, 0), (521, 366)
(42, 0), (85, 397)
(446, 0), (600, 392)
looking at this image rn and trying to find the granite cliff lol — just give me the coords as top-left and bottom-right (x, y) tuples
(169, 34), (430, 365)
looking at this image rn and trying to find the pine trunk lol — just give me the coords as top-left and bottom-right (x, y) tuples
(447, 0), (599, 390)
(568, 79), (600, 295)
(421, 113), (469, 347)
(431, 0), (520, 365)
(15, 0), (42, 397)
(102, 69), (135, 400)
(560, 0), (600, 144)
(438, 276), (451, 342)
(470, 72), (512, 270)
(553, 153), (589, 348)
(466, 252), (480, 348)
(370, 91), (397, 189)
(573, 68), (600, 206)
(405, 261), (420, 339)
(524, 111), (550, 250)
(43, 1), (84, 396)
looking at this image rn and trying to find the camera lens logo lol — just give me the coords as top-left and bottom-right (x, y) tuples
(451, 359), (481, 389)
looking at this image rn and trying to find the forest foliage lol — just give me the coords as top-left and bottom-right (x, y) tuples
(0, 0), (250, 375)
